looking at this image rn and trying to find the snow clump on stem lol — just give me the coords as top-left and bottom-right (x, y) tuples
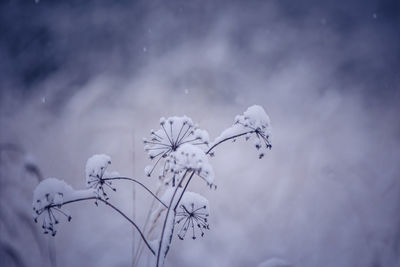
(85, 154), (118, 200)
(32, 178), (74, 236)
(211, 105), (272, 159)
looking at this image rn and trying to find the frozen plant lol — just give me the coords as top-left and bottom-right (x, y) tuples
(33, 178), (74, 236)
(175, 191), (210, 240)
(32, 105), (272, 267)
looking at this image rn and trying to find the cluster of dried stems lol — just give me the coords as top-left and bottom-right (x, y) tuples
(42, 131), (257, 266)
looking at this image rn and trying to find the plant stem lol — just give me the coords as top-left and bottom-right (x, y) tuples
(173, 173), (195, 212)
(51, 196), (156, 255)
(155, 131), (255, 266)
(206, 131), (254, 155)
(133, 185), (163, 267)
(103, 177), (168, 208)
(155, 171), (190, 267)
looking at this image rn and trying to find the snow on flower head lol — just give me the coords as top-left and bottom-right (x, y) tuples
(168, 143), (215, 187)
(143, 116), (209, 179)
(176, 191), (210, 240)
(85, 154), (118, 200)
(236, 105), (271, 130)
(212, 105), (272, 159)
(32, 178), (74, 236)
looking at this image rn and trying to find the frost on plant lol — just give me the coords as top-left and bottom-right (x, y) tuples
(32, 178), (74, 236)
(143, 116), (209, 181)
(33, 178), (96, 236)
(31, 105), (272, 267)
(85, 154), (118, 200)
(176, 191), (209, 240)
(168, 143), (215, 187)
(211, 105), (272, 159)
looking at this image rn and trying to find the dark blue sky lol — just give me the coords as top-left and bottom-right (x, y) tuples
(1, 0), (399, 105)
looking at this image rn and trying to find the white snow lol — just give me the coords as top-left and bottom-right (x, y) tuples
(169, 143), (215, 186)
(85, 154), (119, 199)
(144, 115), (210, 179)
(161, 187), (183, 208)
(175, 191), (210, 240)
(85, 154), (112, 187)
(33, 178), (74, 211)
(180, 191), (210, 215)
(238, 104), (271, 131)
(32, 178), (96, 236)
(211, 105), (272, 158)
(193, 129), (209, 144)
(33, 178), (95, 212)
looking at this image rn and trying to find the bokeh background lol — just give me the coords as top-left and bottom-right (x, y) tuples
(1, 0), (399, 266)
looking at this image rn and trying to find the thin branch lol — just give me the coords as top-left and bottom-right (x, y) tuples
(156, 171), (189, 267)
(155, 129), (260, 265)
(103, 177), (168, 208)
(50, 197), (156, 256)
(206, 131), (254, 155)
(173, 172), (195, 212)
(133, 185), (163, 267)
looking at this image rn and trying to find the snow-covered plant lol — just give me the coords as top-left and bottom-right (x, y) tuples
(176, 191), (210, 240)
(211, 105), (271, 159)
(143, 115), (209, 184)
(85, 154), (119, 201)
(33, 178), (74, 236)
(32, 105), (272, 267)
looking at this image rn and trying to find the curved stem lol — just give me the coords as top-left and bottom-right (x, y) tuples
(103, 177), (167, 208)
(206, 131), (254, 155)
(156, 171), (189, 267)
(173, 172), (195, 212)
(51, 196), (156, 256)
(155, 130), (256, 265)
(133, 186), (162, 267)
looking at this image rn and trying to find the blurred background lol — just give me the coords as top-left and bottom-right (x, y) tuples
(0, 0), (399, 266)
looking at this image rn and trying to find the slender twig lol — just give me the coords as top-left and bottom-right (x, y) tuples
(173, 172), (195, 212)
(156, 131), (256, 266)
(103, 177), (167, 208)
(133, 186), (162, 267)
(156, 171), (189, 267)
(50, 197), (155, 255)
(206, 131), (254, 155)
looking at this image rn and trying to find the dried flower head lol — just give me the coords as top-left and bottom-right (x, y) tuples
(168, 143), (215, 187)
(211, 105), (272, 159)
(176, 192), (210, 240)
(32, 178), (73, 236)
(144, 116), (209, 180)
(235, 105), (272, 158)
(85, 154), (117, 200)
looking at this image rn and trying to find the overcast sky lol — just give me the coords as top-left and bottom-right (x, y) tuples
(1, 0), (399, 267)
